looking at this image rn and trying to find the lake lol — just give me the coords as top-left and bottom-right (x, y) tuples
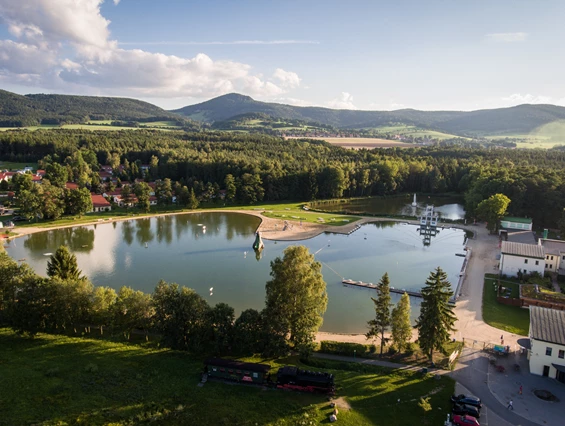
(312, 195), (466, 221)
(5, 212), (467, 333)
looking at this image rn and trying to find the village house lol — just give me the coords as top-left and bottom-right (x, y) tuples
(90, 194), (111, 212)
(539, 239), (565, 275)
(499, 241), (545, 277)
(528, 306), (565, 383)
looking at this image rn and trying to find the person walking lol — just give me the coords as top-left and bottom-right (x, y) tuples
(519, 385), (523, 395)
(507, 399), (513, 410)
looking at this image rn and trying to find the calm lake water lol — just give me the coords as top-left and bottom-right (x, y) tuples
(312, 196), (466, 221)
(5, 212), (466, 333)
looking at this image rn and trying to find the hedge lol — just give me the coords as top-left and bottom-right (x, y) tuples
(319, 340), (376, 357)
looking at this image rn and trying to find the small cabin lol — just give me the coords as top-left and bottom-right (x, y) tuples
(500, 216), (532, 231)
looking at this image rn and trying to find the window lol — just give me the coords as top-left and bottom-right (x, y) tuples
(550, 264), (553, 269)
(546, 347), (552, 356)
(524, 259), (528, 264)
(562, 256), (565, 260)
(535, 260), (539, 265)
(559, 350), (565, 359)
(551, 256), (554, 260)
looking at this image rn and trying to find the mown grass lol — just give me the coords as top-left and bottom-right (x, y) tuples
(8, 201), (361, 234)
(216, 201), (360, 226)
(482, 275), (530, 336)
(0, 161), (36, 170)
(0, 329), (455, 426)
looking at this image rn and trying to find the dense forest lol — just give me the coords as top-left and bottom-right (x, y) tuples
(0, 89), (192, 127)
(1, 129), (564, 227)
(174, 93), (565, 135)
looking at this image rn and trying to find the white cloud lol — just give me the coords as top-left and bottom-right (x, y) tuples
(501, 93), (551, 105)
(113, 0), (121, 5)
(272, 68), (300, 89)
(368, 101), (406, 111)
(327, 92), (357, 110)
(0, 40), (56, 74)
(0, 0), (301, 100)
(118, 40), (319, 46)
(485, 32), (528, 42)
(272, 97), (316, 107)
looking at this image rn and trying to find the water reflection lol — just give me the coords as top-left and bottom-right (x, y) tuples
(6, 212), (465, 334)
(23, 226), (95, 254)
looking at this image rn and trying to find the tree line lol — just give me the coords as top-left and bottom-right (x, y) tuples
(1, 129), (564, 227)
(0, 245), (327, 357)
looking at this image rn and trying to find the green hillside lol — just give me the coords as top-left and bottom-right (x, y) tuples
(174, 93), (565, 136)
(0, 89), (186, 127)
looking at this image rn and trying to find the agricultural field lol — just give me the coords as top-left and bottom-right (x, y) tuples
(365, 125), (465, 140)
(484, 120), (565, 148)
(310, 137), (413, 149)
(0, 329), (455, 426)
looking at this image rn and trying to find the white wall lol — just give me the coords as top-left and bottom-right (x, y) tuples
(501, 220), (532, 231)
(529, 339), (565, 377)
(500, 254), (545, 277)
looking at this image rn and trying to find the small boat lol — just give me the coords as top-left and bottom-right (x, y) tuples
(43, 253), (53, 256)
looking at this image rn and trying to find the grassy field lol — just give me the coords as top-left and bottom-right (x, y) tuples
(364, 125), (465, 141)
(482, 275), (530, 335)
(485, 120), (565, 148)
(217, 201), (360, 226)
(0, 121), (183, 132)
(5, 202), (360, 233)
(0, 161), (36, 170)
(298, 137), (413, 149)
(0, 329), (455, 426)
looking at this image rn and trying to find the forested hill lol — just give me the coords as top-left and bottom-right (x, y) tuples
(173, 93), (565, 136)
(0, 89), (182, 127)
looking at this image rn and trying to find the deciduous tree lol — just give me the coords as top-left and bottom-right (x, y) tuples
(264, 245), (327, 355)
(476, 193), (511, 233)
(391, 292), (412, 352)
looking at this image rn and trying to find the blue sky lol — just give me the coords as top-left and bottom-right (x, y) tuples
(0, 0), (563, 110)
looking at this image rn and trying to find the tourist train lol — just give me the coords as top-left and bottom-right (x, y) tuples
(202, 358), (335, 395)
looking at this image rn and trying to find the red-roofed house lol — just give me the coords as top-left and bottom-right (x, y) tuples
(31, 175), (42, 183)
(66, 182), (79, 190)
(90, 194), (111, 212)
(36, 169), (46, 177)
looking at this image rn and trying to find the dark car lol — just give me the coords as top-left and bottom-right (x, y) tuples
(3, 221), (14, 227)
(452, 403), (480, 419)
(451, 394), (482, 409)
(11, 216), (27, 222)
(452, 414), (480, 426)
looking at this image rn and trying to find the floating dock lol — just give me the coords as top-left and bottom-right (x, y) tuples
(342, 279), (423, 298)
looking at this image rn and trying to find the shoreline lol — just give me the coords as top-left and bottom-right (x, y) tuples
(3, 208), (475, 345)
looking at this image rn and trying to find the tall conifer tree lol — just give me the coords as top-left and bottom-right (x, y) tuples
(416, 267), (456, 362)
(366, 272), (392, 356)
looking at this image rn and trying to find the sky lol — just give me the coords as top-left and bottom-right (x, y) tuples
(0, 0), (564, 111)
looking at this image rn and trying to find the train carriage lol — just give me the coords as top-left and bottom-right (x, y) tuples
(204, 358), (271, 384)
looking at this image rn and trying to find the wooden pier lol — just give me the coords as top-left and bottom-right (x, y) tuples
(342, 279), (423, 298)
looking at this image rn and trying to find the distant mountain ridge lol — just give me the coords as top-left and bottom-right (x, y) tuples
(0, 90), (183, 127)
(173, 93), (565, 136)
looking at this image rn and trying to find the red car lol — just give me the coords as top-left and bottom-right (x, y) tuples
(452, 414), (480, 426)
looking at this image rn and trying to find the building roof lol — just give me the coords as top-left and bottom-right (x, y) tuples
(501, 241), (545, 259)
(65, 182), (79, 190)
(540, 239), (565, 255)
(530, 306), (565, 345)
(91, 194), (111, 207)
(502, 216), (533, 224)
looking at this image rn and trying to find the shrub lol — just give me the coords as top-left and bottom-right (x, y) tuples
(319, 341), (374, 357)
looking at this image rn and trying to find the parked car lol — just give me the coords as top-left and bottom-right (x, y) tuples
(3, 221), (14, 227)
(11, 216), (27, 222)
(452, 403), (480, 419)
(452, 414), (480, 426)
(451, 394), (482, 409)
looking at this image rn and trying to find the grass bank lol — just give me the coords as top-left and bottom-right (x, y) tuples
(0, 329), (454, 426)
(482, 275), (529, 336)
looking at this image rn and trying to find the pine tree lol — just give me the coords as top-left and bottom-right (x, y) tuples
(188, 188), (199, 209)
(46, 246), (83, 281)
(391, 292), (412, 352)
(416, 267), (456, 362)
(366, 272), (392, 356)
